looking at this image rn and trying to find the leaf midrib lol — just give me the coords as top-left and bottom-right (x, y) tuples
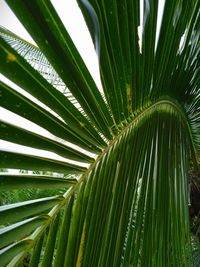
(28, 97), (195, 246)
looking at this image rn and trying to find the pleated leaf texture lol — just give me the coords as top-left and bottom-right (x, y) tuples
(0, 0), (200, 266)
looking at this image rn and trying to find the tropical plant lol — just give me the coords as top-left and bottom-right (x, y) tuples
(0, 0), (199, 266)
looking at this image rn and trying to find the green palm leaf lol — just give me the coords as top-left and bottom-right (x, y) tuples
(0, 0), (199, 266)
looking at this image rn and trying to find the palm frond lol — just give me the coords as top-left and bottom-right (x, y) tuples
(0, 0), (199, 266)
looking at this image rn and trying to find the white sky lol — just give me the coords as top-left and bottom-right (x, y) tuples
(0, 0), (101, 86)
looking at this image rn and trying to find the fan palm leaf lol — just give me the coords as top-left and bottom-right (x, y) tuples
(0, 0), (199, 266)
